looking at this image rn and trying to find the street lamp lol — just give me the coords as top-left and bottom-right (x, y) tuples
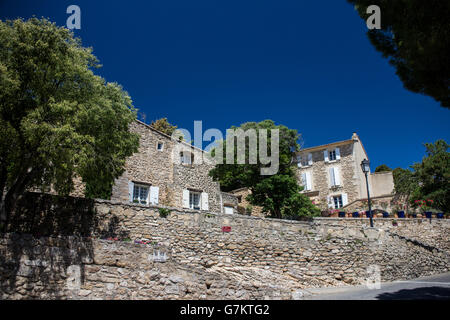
(361, 159), (374, 228)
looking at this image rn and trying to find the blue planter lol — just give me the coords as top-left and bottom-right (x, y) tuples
(397, 211), (405, 218)
(382, 212), (389, 218)
(352, 212), (360, 218)
(437, 213), (444, 219)
(338, 212), (346, 218)
(425, 212), (432, 219)
(411, 214), (417, 218)
(365, 211), (371, 218)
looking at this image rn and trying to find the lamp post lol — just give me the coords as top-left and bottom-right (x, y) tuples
(361, 159), (374, 228)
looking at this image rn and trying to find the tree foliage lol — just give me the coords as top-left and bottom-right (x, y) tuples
(410, 140), (450, 212)
(347, 0), (450, 108)
(374, 164), (392, 172)
(150, 118), (178, 136)
(0, 18), (139, 226)
(209, 120), (319, 219)
(393, 140), (449, 213)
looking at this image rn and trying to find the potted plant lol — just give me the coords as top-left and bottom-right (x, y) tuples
(392, 219), (398, 226)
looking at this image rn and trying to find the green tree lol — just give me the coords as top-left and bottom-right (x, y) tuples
(392, 167), (418, 213)
(209, 120), (319, 219)
(411, 140), (450, 212)
(0, 18), (139, 229)
(374, 164), (392, 172)
(347, 0), (450, 108)
(150, 118), (178, 136)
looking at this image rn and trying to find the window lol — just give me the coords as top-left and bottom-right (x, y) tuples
(189, 191), (201, 210)
(329, 150), (336, 161)
(297, 153), (313, 167)
(333, 195), (343, 209)
(324, 148), (340, 162)
(157, 142), (164, 151)
(329, 167), (341, 187)
(133, 184), (149, 205)
(301, 172), (312, 191)
(180, 151), (194, 164)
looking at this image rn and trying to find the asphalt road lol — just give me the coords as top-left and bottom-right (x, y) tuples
(303, 272), (450, 300)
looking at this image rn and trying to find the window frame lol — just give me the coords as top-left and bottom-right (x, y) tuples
(329, 150), (337, 161)
(157, 142), (164, 151)
(333, 195), (343, 209)
(189, 191), (201, 210)
(133, 183), (150, 205)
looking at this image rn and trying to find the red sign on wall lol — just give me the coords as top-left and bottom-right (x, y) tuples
(221, 226), (231, 233)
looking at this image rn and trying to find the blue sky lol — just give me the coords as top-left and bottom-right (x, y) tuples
(1, 0), (449, 170)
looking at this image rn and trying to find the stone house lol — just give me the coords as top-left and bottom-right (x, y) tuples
(295, 132), (394, 213)
(109, 120), (230, 213)
(230, 133), (394, 217)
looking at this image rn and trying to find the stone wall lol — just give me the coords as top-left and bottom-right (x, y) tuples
(1, 193), (449, 300)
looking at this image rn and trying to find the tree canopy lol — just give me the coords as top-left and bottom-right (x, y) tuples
(347, 0), (450, 108)
(150, 118), (178, 136)
(0, 18), (139, 227)
(410, 140), (449, 212)
(392, 140), (449, 213)
(208, 120), (319, 219)
(374, 164), (392, 172)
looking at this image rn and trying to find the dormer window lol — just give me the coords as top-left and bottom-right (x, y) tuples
(180, 151), (194, 165)
(297, 153), (313, 167)
(329, 150), (336, 161)
(324, 148), (340, 162)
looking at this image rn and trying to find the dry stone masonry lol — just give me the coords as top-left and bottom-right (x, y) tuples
(1, 194), (449, 300)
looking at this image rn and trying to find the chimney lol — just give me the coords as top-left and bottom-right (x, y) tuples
(352, 132), (358, 140)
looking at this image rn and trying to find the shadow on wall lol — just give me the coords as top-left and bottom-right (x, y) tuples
(0, 192), (129, 299)
(7, 192), (128, 239)
(376, 287), (450, 300)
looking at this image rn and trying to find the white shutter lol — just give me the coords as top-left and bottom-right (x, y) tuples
(224, 206), (233, 214)
(308, 153), (313, 165)
(297, 155), (302, 167)
(335, 148), (341, 160)
(327, 196), (333, 208)
(329, 167), (335, 186)
(305, 171), (312, 191)
(342, 193), (348, 206)
(182, 189), (190, 208)
(150, 186), (159, 205)
(128, 181), (134, 202)
(324, 150), (329, 162)
(201, 192), (209, 211)
(185, 153), (192, 164)
(334, 167), (341, 186)
(301, 173), (306, 188)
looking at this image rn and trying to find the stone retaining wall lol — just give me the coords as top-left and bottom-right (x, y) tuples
(1, 194), (449, 300)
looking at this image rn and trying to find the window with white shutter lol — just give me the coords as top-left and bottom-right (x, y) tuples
(201, 192), (209, 211)
(182, 189), (190, 208)
(335, 147), (341, 160)
(342, 193), (348, 206)
(329, 167), (336, 186)
(334, 167), (341, 186)
(329, 150), (336, 161)
(149, 186), (159, 205)
(305, 171), (312, 191)
(132, 184), (150, 205)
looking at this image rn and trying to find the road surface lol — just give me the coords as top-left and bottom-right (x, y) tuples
(303, 272), (450, 300)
